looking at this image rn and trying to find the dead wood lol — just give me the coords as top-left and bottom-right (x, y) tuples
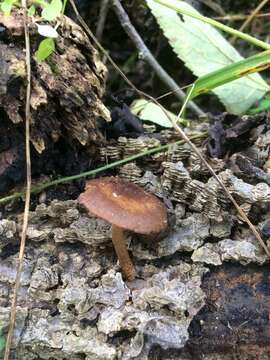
(1, 6), (270, 360)
(0, 9), (110, 193)
(1, 115), (270, 359)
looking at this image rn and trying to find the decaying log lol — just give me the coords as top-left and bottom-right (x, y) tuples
(1, 7), (270, 359)
(0, 9), (110, 193)
(1, 116), (270, 358)
(187, 264), (270, 359)
(0, 200), (207, 359)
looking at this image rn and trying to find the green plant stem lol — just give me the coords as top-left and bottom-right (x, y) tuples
(62, 0), (68, 14)
(154, 0), (270, 50)
(0, 133), (207, 205)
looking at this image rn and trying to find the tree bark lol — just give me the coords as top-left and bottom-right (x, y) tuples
(0, 10), (110, 193)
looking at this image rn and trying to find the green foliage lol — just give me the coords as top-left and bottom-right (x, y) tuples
(153, 0), (270, 50)
(27, 4), (36, 16)
(62, 0), (68, 14)
(0, 0), (66, 61)
(189, 50), (270, 100)
(248, 93), (270, 114)
(147, 0), (270, 114)
(42, 0), (62, 21)
(131, 99), (188, 128)
(0, 0), (18, 15)
(35, 37), (55, 61)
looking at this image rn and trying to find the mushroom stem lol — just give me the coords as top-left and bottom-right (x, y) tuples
(111, 224), (136, 281)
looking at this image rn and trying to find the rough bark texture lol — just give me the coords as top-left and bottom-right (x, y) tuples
(0, 200), (207, 360)
(187, 264), (270, 359)
(0, 9), (110, 193)
(1, 112), (270, 359)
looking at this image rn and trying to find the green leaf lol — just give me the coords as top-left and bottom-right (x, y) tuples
(130, 99), (188, 128)
(248, 93), (270, 115)
(27, 4), (36, 16)
(35, 38), (55, 62)
(42, 0), (62, 21)
(146, 0), (270, 114)
(154, 0), (270, 50)
(0, 0), (17, 15)
(62, 0), (68, 14)
(190, 50), (270, 99)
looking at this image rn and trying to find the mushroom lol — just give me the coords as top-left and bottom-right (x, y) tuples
(78, 176), (168, 281)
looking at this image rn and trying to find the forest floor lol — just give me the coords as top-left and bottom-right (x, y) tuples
(1, 1), (270, 359)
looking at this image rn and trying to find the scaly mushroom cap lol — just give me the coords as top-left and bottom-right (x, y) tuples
(78, 176), (167, 234)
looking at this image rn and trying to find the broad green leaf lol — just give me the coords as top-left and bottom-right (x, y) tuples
(35, 38), (55, 62)
(154, 0), (270, 50)
(131, 99), (187, 128)
(42, 0), (62, 21)
(27, 4), (36, 16)
(147, 0), (270, 114)
(0, 0), (17, 15)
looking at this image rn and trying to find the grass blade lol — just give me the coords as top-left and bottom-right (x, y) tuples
(190, 50), (270, 98)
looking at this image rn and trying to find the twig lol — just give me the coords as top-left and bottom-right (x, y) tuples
(231, 0), (270, 44)
(215, 13), (270, 21)
(69, 0), (270, 256)
(238, 0), (269, 33)
(96, 0), (110, 41)
(111, 0), (205, 117)
(0, 134), (207, 205)
(3, 1), (32, 359)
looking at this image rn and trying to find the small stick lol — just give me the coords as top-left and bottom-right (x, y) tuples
(96, 0), (110, 41)
(215, 13), (270, 21)
(231, 0), (270, 44)
(4, 1), (32, 359)
(111, 0), (205, 117)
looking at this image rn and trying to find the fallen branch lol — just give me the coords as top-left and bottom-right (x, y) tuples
(96, 0), (110, 41)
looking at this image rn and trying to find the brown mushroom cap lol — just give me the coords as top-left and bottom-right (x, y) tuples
(78, 176), (167, 234)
